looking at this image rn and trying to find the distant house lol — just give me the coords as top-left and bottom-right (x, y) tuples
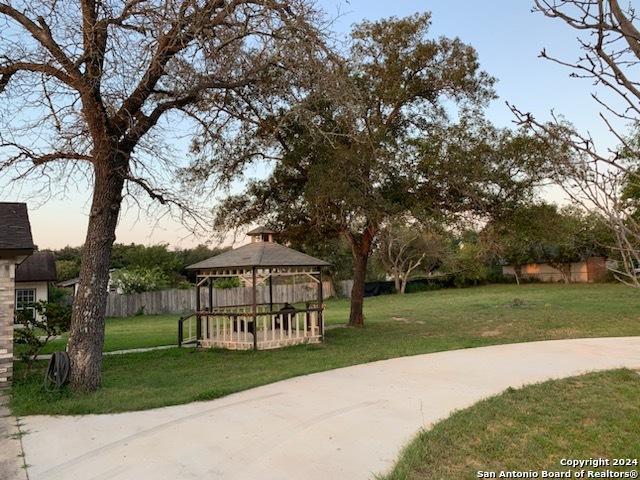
(15, 251), (57, 320)
(0, 202), (35, 388)
(502, 256), (609, 283)
(58, 269), (122, 297)
(57, 276), (81, 296)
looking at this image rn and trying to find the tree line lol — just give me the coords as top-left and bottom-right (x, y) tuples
(52, 198), (612, 298)
(306, 202), (613, 294)
(54, 244), (227, 293)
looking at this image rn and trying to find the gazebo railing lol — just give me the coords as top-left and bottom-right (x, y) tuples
(195, 303), (324, 350)
(178, 313), (198, 347)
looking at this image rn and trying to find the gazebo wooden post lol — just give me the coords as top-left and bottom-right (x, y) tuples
(268, 268), (273, 312)
(252, 267), (258, 350)
(207, 277), (213, 338)
(196, 278), (202, 342)
(317, 269), (324, 335)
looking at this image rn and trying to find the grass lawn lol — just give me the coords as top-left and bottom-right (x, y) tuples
(22, 300), (351, 355)
(11, 283), (640, 415)
(381, 369), (640, 480)
(25, 314), (181, 354)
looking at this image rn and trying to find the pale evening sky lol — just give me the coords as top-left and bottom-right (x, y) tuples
(1, 1), (623, 250)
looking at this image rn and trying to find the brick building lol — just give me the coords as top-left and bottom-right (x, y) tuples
(0, 203), (34, 389)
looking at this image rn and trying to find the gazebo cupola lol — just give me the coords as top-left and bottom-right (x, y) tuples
(182, 227), (330, 350)
(247, 226), (276, 243)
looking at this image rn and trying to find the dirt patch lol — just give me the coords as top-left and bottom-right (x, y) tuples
(392, 317), (425, 324)
(548, 328), (581, 337)
(480, 329), (503, 337)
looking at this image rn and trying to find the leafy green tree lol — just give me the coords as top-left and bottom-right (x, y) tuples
(56, 260), (81, 282)
(285, 235), (354, 281)
(621, 167), (640, 221)
(53, 246), (82, 282)
(175, 245), (229, 281)
(53, 242), (229, 286)
(111, 243), (184, 286)
(110, 267), (170, 294)
(208, 14), (550, 326)
(440, 230), (494, 287)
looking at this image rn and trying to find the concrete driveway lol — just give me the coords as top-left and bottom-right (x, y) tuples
(20, 337), (640, 480)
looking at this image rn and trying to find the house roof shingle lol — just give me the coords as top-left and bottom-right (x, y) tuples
(186, 241), (330, 270)
(15, 251), (57, 282)
(0, 202), (34, 252)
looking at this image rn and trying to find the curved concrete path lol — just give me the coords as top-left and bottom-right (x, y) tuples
(21, 337), (640, 480)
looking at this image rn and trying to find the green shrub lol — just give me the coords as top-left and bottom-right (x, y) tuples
(110, 267), (170, 294)
(404, 282), (442, 294)
(213, 277), (241, 289)
(48, 284), (72, 304)
(14, 301), (71, 374)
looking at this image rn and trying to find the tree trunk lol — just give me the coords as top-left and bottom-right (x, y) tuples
(514, 265), (522, 285)
(349, 248), (368, 327)
(347, 229), (374, 327)
(393, 272), (401, 293)
(67, 156), (126, 392)
(551, 263), (572, 284)
(400, 273), (409, 294)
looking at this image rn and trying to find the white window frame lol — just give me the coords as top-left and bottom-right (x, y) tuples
(15, 288), (36, 322)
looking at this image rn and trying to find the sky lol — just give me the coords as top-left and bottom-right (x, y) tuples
(3, 0), (624, 250)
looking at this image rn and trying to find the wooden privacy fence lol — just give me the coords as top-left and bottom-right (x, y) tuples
(106, 281), (335, 317)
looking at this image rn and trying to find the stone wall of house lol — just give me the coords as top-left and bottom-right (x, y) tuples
(0, 259), (15, 389)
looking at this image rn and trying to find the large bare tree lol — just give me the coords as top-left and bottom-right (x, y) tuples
(0, 0), (323, 391)
(375, 218), (445, 294)
(511, 0), (640, 286)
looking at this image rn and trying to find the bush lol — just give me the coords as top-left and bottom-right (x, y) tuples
(176, 280), (193, 289)
(213, 277), (241, 289)
(110, 267), (169, 294)
(405, 276), (457, 293)
(442, 242), (495, 287)
(48, 283), (73, 305)
(14, 301), (72, 374)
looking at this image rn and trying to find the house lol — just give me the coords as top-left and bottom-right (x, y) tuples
(57, 276), (81, 296)
(0, 202), (35, 389)
(58, 269), (121, 297)
(15, 251), (57, 321)
(502, 256), (608, 283)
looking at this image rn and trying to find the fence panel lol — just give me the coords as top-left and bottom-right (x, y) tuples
(105, 280), (335, 317)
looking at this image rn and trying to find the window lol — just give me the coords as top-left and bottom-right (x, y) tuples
(15, 288), (36, 322)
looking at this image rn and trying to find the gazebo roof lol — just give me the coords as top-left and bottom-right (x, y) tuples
(186, 241), (330, 270)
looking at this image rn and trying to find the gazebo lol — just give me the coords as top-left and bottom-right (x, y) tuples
(181, 227), (330, 350)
